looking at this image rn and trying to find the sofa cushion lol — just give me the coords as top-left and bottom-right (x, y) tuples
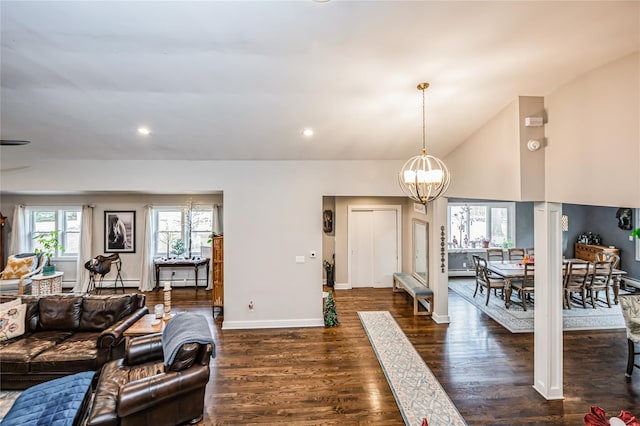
(80, 295), (133, 331)
(1, 255), (36, 279)
(0, 301), (26, 341)
(38, 295), (84, 330)
(30, 331), (101, 373)
(0, 331), (73, 374)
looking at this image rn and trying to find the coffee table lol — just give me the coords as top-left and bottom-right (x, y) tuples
(124, 314), (165, 338)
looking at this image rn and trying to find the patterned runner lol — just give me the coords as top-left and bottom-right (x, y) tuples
(358, 311), (466, 426)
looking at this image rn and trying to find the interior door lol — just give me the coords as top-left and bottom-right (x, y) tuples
(351, 208), (398, 288)
(351, 210), (374, 287)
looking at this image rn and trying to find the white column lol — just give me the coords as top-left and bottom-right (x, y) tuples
(533, 202), (564, 400)
(429, 197), (450, 324)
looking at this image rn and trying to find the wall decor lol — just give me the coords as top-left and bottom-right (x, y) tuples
(105, 211), (136, 253)
(440, 225), (446, 273)
(616, 208), (633, 230)
(323, 209), (333, 233)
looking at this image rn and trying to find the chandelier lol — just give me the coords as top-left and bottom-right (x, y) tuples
(398, 82), (450, 205)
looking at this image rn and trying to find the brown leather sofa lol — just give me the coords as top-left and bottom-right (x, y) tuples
(0, 293), (148, 390)
(86, 331), (213, 426)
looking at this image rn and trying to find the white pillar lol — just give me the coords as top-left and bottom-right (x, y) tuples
(533, 202), (564, 400)
(429, 197), (450, 324)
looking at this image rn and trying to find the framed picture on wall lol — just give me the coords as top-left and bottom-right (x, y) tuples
(105, 211), (136, 253)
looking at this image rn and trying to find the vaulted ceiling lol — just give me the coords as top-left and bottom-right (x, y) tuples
(1, 1), (638, 168)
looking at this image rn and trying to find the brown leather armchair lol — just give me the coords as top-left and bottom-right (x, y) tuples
(86, 332), (214, 426)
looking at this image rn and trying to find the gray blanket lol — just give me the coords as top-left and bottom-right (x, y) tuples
(162, 312), (215, 366)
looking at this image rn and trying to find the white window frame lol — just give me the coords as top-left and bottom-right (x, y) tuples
(152, 205), (214, 257)
(447, 202), (516, 248)
(28, 207), (82, 259)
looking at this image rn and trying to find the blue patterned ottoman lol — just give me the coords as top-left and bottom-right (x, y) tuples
(1, 371), (94, 426)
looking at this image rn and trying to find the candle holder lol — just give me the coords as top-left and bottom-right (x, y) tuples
(163, 281), (172, 319)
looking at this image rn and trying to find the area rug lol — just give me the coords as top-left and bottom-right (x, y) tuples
(358, 311), (466, 426)
(449, 279), (626, 333)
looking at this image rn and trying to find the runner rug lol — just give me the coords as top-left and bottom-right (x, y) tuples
(358, 311), (466, 426)
(449, 279), (626, 333)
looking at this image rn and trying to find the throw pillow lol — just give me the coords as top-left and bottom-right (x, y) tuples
(0, 302), (27, 341)
(0, 298), (22, 310)
(1, 255), (36, 279)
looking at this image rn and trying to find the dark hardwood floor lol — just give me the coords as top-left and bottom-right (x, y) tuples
(131, 280), (639, 425)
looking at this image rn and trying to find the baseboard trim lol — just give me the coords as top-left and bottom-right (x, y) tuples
(432, 313), (451, 324)
(222, 318), (324, 330)
(334, 283), (351, 290)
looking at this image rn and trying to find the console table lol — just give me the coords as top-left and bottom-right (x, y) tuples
(32, 271), (64, 296)
(153, 258), (209, 291)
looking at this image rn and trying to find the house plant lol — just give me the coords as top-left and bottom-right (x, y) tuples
(33, 230), (64, 275)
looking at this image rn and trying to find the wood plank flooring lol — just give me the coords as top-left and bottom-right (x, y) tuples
(133, 280), (639, 425)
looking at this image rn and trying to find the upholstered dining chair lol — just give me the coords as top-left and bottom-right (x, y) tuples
(486, 248), (504, 261)
(587, 260), (614, 308)
(508, 247), (525, 261)
(473, 256), (505, 306)
(619, 295), (640, 382)
(511, 262), (535, 311)
(564, 261), (589, 309)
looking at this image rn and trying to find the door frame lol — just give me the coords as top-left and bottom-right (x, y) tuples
(347, 204), (402, 289)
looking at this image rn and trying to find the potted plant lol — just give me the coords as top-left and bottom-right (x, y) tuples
(633, 228), (640, 239)
(33, 230), (64, 276)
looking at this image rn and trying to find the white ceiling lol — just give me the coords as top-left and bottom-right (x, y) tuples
(1, 1), (638, 166)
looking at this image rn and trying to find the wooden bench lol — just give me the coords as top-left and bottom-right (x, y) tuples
(392, 272), (433, 316)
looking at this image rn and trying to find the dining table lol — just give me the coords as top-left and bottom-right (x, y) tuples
(486, 259), (627, 309)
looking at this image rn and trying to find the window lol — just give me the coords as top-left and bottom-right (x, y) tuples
(29, 208), (82, 257)
(154, 206), (213, 257)
(448, 202), (515, 249)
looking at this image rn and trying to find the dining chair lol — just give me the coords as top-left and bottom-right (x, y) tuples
(508, 248), (525, 261)
(564, 261), (589, 309)
(471, 255), (484, 296)
(486, 248), (504, 261)
(473, 256), (505, 306)
(587, 260), (614, 308)
(595, 252), (620, 269)
(511, 262), (535, 311)
(525, 247), (535, 256)
(619, 295), (640, 382)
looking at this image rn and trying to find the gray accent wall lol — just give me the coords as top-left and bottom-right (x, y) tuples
(563, 203), (639, 280)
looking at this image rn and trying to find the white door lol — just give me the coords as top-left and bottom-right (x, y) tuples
(350, 208), (399, 288)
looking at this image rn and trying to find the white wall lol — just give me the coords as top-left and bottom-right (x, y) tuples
(1, 160), (404, 329)
(444, 99), (522, 200)
(545, 52), (640, 208)
(443, 53), (639, 209)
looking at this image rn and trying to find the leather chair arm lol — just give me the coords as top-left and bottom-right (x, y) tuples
(97, 307), (149, 349)
(125, 333), (164, 365)
(117, 366), (210, 418)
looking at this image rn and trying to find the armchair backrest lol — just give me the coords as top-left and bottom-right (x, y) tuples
(619, 295), (640, 342)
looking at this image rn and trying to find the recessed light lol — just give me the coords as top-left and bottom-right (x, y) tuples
(302, 128), (314, 137)
(137, 127), (151, 135)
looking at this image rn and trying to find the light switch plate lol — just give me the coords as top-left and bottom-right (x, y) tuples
(296, 256), (305, 264)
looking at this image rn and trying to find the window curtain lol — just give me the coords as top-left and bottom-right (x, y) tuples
(214, 204), (223, 235)
(73, 205), (94, 293)
(8, 204), (27, 255)
(139, 205), (155, 291)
